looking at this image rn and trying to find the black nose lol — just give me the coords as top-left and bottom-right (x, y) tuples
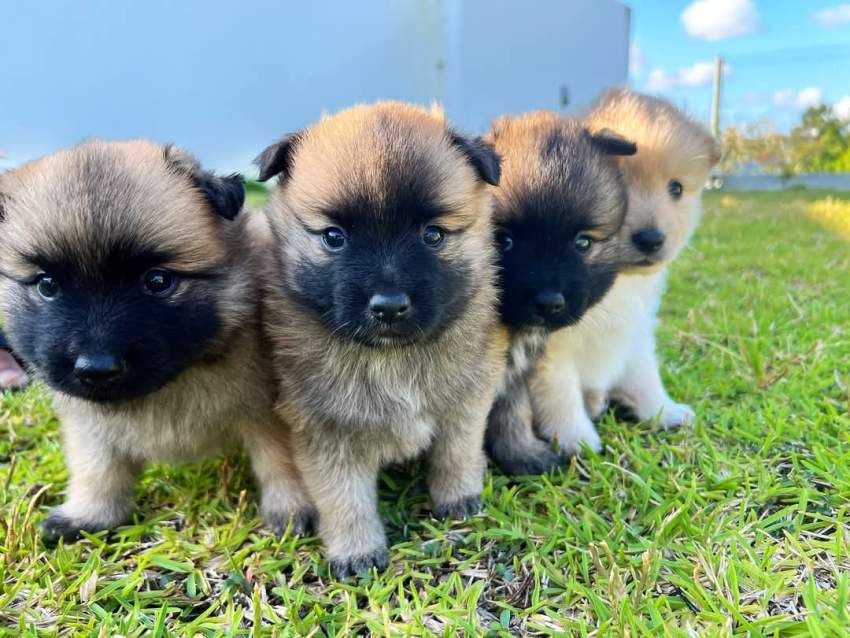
(73, 353), (126, 386)
(533, 291), (566, 319)
(632, 228), (665, 254)
(369, 293), (411, 324)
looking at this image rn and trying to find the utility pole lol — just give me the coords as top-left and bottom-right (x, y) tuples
(711, 56), (723, 138)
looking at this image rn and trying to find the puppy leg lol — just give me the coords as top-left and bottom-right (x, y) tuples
(293, 434), (387, 579)
(485, 378), (561, 476)
(242, 420), (316, 536)
(612, 332), (694, 429)
(530, 361), (602, 456)
(584, 388), (610, 420)
(43, 423), (141, 543)
(430, 401), (489, 519)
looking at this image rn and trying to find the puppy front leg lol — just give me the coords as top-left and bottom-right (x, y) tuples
(293, 434), (387, 579)
(612, 332), (693, 430)
(43, 422), (141, 543)
(530, 360), (602, 456)
(242, 420), (316, 536)
(485, 378), (561, 476)
(430, 401), (489, 519)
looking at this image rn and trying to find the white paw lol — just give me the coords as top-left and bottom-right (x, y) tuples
(542, 412), (602, 457)
(658, 401), (694, 430)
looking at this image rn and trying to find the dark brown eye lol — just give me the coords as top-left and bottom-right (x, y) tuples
(322, 227), (346, 251)
(422, 225), (445, 248)
(143, 269), (177, 297)
(496, 231), (514, 252)
(36, 274), (59, 299)
(668, 180), (683, 200)
(574, 234), (593, 253)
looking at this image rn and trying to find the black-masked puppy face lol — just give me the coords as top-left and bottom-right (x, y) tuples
(258, 103), (499, 346)
(486, 113), (633, 331)
(0, 140), (246, 402)
(258, 102), (500, 348)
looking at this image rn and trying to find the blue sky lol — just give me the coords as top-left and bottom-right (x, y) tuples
(628, 0), (850, 130)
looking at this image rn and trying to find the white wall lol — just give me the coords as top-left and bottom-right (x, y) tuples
(0, 0), (629, 172)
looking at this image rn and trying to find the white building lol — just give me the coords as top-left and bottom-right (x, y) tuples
(0, 0), (630, 172)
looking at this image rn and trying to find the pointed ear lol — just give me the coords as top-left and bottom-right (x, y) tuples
(163, 144), (245, 221)
(590, 129), (637, 156)
(191, 171), (245, 221)
(254, 132), (302, 183)
(449, 132), (502, 186)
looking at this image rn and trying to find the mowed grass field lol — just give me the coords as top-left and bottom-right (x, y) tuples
(1, 190), (849, 636)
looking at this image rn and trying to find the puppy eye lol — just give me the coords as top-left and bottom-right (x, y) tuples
(668, 179), (683, 200)
(143, 269), (177, 298)
(322, 227), (346, 252)
(574, 234), (593, 254)
(496, 231), (514, 252)
(422, 225), (445, 248)
(36, 274), (59, 299)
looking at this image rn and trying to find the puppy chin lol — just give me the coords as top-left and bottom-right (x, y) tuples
(621, 255), (670, 276)
(345, 322), (433, 349)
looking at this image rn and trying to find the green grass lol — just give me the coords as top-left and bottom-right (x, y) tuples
(2, 190), (849, 636)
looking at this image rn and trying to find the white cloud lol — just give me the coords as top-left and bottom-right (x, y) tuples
(681, 0), (758, 41)
(772, 89), (794, 108)
(773, 87), (824, 111)
(647, 60), (728, 92)
(796, 87), (824, 110)
(833, 96), (850, 120)
(629, 42), (646, 77)
(814, 4), (850, 28)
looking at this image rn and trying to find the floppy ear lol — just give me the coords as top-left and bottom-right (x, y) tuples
(164, 144), (245, 221)
(449, 132), (502, 186)
(254, 132), (302, 183)
(590, 129), (637, 156)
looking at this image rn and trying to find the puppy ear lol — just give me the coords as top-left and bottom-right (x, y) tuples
(191, 171), (245, 221)
(164, 144), (245, 221)
(254, 132), (302, 183)
(590, 129), (637, 156)
(449, 132), (502, 186)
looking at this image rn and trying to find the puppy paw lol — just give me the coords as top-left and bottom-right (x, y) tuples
(550, 415), (602, 457)
(658, 402), (694, 430)
(489, 438), (562, 476)
(432, 494), (483, 521)
(264, 506), (318, 537)
(330, 548), (389, 579)
(41, 509), (103, 544)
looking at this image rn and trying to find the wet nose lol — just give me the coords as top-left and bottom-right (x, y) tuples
(533, 291), (566, 319)
(369, 293), (411, 324)
(73, 353), (126, 386)
(632, 228), (665, 255)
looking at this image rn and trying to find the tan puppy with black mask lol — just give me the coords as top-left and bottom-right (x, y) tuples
(256, 102), (505, 578)
(0, 140), (313, 541)
(532, 89), (721, 454)
(482, 112), (636, 475)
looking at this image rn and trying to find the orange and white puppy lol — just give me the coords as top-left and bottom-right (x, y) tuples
(531, 88), (721, 454)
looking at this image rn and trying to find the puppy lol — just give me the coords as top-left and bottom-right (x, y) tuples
(0, 140), (313, 541)
(482, 113), (636, 475)
(532, 89), (721, 454)
(256, 102), (505, 578)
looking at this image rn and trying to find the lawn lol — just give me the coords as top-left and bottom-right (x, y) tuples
(1, 190), (849, 636)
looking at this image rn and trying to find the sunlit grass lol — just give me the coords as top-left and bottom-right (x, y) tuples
(805, 196), (850, 240)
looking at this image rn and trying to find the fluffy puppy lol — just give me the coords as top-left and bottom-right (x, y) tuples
(482, 113), (636, 475)
(256, 102), (505, 578)
(0, 140), (313, 541)
(532, 89), (721, 454)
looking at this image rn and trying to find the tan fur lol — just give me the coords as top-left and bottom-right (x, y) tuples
(0, 140), (312, 538)
(261, 102), (505, 576)
(532, 89), (720, 452)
